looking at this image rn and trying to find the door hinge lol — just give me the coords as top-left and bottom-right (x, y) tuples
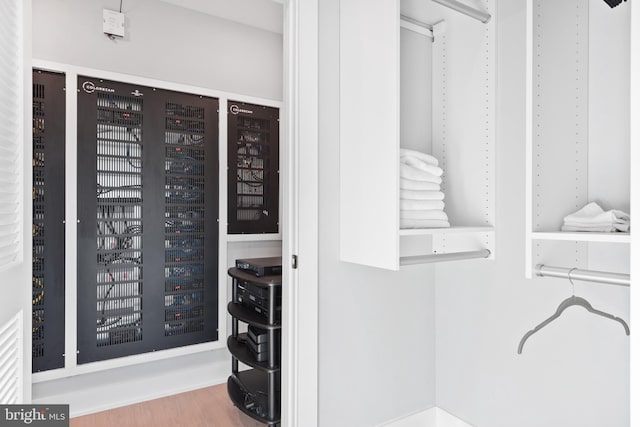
(292, 255), (298, 269)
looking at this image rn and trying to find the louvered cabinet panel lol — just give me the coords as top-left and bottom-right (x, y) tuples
(32, 69), (65, 372)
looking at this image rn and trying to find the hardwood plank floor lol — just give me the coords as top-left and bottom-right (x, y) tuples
(70, 383), (265, 427)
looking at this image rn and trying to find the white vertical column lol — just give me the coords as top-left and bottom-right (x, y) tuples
(339, 0), (400, 270)
(629, 1), (639, 426)
(281, 0), (319, 425)
(64, 71), (78, 374)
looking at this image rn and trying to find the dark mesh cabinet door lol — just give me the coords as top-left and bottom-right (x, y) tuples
(32, 69), (66, 372)
(77, 77), (147, 362)
(227, 102), (279, 234)
(77, 76), (218, 363)
(162, 97), (219, 347)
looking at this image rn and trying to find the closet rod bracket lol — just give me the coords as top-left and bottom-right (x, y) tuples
(432, 0), (491, 23)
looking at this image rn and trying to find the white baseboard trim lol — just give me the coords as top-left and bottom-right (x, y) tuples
(382, 407), (474, 427)
(379, 406), (437, 427)
(32, 349), (230, 417)
(435, 408), (474, 427)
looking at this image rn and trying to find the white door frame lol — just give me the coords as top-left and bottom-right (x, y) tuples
(281, 0), (319, 426)
(630, 1), (639, 426)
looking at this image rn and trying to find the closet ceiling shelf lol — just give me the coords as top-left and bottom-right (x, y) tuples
(530, 231), (630, 244)
(399, 226), (493, 237)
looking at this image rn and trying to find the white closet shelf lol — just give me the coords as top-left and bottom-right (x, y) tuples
(400, 226), (494, 237)
(226, 234), (282, 243)
(339, 0), (495, 270)
(530, 231), (630, 244)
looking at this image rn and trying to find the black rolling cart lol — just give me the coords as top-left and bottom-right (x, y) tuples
(227, 267), (282, 426)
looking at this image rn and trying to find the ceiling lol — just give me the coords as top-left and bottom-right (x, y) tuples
(158, 0), (283, 34)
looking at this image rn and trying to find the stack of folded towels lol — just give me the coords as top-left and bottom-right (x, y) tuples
(399, 148), (450, 229)
(561, 202), (630, 232)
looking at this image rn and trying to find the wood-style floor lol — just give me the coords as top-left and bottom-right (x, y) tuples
(70, 383), (264, 427)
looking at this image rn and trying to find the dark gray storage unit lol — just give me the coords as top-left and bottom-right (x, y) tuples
(227, 267), (281, 426)
(77, 76), (219, 363)
(32, 69), (66, 372)
(227, 102), (279, 234)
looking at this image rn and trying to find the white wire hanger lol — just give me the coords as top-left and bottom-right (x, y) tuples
(518, 268), (630, 354)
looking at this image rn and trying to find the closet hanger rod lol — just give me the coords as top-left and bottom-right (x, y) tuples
(535, 264), (630, 287)
(400, 249), (491, 266)
(432, 0), (491, 23)
(400, 15), (434, 38)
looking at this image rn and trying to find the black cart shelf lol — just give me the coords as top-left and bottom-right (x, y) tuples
(227, 267), (282, 426)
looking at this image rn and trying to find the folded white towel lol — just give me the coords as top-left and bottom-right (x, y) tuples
(400, 178), (440, 191)
(399, 190), (445, 201)
(562, 223), (629, 232)
(563, 221), (629, 228)
(562, 202), (630, 232)
(400, 210), (449, 221)
(400, 199), (445, 211)
(399, 148), (439, 166)
(400, 156), (444, 177)
(563, 202), (629, 225)
(400, 218), (451, 229)
(400, 164), (442, 184)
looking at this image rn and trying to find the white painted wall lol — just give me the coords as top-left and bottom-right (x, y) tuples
(157, 0), (283, 34)
(319, 0), (436, 425)
(435, 1), (630, 427)
(400, 27), (432, 153)
(32, 0), (282, 101)
(588, 0), (630, 213)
